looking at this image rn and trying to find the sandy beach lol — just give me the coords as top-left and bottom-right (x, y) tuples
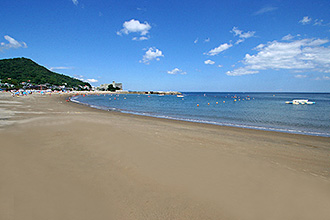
(1, 92), (329, 220)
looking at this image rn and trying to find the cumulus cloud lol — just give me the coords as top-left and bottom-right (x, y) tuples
(73, 75), (98, 83)
(232, 27), (255, 39)
(194, 38), (198, 44)
(218, 65), (223, 68)
(205, 43), (232, 56)
(140, 47), (163, 64)
(72, 0), (78, 6)
(282, 34), (294, 41)
(117, 19), (151, 36)
(86, 78), (98, 83)
(226, 38), (330, 76)
(204, 59), (215, 65)
(167, 68), (187, 75)
(0, 35), (27, 51)
(254, 6), (278, 15)
(231, 27), (255, 44)
(299, 16), (312, 25)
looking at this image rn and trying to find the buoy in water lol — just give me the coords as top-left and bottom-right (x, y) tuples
(197, 104), (199, 107)
(216, 102), (218, 104)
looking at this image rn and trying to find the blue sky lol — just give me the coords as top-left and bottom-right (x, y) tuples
(1, 0), (330, 92)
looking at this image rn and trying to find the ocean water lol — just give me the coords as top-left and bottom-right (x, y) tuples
(72, 92), (330, 137)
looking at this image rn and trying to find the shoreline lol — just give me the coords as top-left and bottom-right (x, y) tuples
(1, 92), (330, 219)
(69, 93), (330, 138)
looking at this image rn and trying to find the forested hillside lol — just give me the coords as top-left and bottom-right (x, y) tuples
(0, 57), (90, 88)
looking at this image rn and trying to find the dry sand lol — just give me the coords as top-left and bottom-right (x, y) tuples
(1, 92), (330, 220)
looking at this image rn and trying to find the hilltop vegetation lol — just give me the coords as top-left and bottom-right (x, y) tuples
(0, 57), (90, 88)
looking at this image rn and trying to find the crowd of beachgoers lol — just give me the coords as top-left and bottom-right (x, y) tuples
(0, 89), (117, 97)
(1, 89), (71, 97)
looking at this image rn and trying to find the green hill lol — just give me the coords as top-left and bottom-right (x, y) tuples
(0, 57), (91, 89)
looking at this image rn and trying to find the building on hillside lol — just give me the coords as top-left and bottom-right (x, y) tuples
(112, 81), (123, 90)
(98, 84), (109, 90)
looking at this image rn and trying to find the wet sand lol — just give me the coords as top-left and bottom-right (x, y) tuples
(1, 92), (330, 220)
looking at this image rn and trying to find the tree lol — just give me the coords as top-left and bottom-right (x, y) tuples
(107, 84), (120, 91)
(0, 57), (92, 89)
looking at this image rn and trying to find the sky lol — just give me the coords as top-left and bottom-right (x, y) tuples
(1, 0), (330, 92)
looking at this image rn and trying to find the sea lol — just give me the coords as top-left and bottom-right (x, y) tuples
(72, 92), (330, 137)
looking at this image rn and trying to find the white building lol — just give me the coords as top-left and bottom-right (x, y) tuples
(112, 81), (122, 90)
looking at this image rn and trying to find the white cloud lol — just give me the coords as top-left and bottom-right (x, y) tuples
(313, 19), (324, 26)
(299, 17), (329, 26)
(204, 38), (210, 43)
(254, 6), (278, 15)
(235, 39), (245, 45)
(299, 16), (312, 25)
(315, 76), (330, 80)
(4, 35), (21, 47)
(226, 68), (259, 76)
(231, 27), (255, 44)
(117, 19), (151, 36)
(140, 47), (164, 64)
(74, 74), (84, 78)
(0, 35), (27, 51)
(74, 76), (84, 81)
(137, 7), (147, 12)
(132, 36), (149, 41)
(226, 38), (330, 76)
(254, 44), (265, 50)
(282, 34), (294, 41)
(204, 59), (215, 65)
(167, 68), (187, 75)
(218, 65), (223, 68)
(50, 66), (74, 71)
(205, 43), (232, 56)
(294, 74), (307, 78)
(72, 0), (78, 6)
(86, 79), (98, 83)
(231, 27), (255, 39)
(194, 38), (198, 44)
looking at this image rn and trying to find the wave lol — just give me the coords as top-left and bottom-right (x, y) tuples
(120, 110), (330, 137)
(71, 95), (330, 137)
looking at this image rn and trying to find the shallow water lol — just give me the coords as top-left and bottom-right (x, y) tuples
(73, 92), (330, 137)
